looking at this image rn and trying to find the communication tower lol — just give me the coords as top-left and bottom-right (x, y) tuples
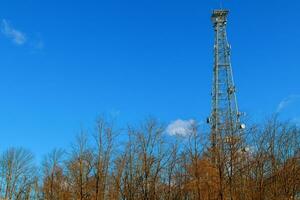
(207, 10), (245, 160)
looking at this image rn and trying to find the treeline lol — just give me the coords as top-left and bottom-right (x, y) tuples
(0, 117), (299, 200)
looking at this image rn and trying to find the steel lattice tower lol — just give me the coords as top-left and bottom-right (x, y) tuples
(208, 10), (245, 159)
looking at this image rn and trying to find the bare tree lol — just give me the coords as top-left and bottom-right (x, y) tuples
(66, 132), (93, 200)
(93, 117), (116, 200)
(0, 147), (36, 200)
(118, 119), (171, 200)
(42, 148), (69, 200)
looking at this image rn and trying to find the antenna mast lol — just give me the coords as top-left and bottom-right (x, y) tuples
(208, 9), (245, 162)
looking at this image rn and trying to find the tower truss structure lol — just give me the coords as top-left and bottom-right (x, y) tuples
(208, 10), (245, 158)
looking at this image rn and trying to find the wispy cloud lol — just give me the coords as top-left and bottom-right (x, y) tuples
(1, 19), (26, 45)
(166, 119), (195, 137)
(277, 94), (300, 112)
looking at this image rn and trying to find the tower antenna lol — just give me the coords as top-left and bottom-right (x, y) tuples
(208, 9), (246, 162)
(207, 9), (246, 200)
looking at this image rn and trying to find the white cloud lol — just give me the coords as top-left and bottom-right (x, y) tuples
(166, 119), (195, 137)
(1, 19), (26, 45)
(277, 94), (300, 112)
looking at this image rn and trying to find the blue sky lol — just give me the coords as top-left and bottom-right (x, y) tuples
(0, 0), (299, 159)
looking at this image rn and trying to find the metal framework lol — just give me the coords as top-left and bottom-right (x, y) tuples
(208, 10), (244, 158)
